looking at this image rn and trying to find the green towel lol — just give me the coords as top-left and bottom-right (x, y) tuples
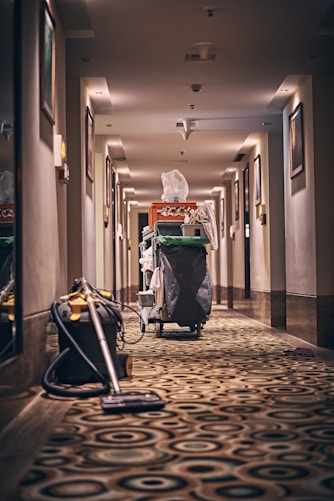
(155, 235), (209, 247)
(0, 236), (14, 247)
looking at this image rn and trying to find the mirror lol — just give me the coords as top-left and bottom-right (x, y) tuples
(0, 0), (20, 363)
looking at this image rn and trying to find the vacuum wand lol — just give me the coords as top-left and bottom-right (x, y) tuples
(81, 276), (121, 394)
(80, 276), (165, 413)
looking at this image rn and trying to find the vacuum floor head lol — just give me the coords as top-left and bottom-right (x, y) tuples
(101, 391), (165, 413)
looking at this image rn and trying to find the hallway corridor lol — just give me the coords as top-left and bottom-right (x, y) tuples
(1, 305), (334, 500)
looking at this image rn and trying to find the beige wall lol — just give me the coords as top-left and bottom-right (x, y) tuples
(312, 74), (334, 296)
(283, 74), (334, 297)
(22, 0), (68, 315)
(232, 168), (245, 289)
(249, 136), (271, 292)
(129, 205), (147, 290)
(94, 144), (104, 289)
(219, 183), (232, 290)
(218, 130), (285, 299)
(268, 132), (285, 291)
(283, 76), (317, 296)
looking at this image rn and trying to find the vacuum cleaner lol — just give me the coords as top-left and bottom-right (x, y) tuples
(42, 277), (165, 413)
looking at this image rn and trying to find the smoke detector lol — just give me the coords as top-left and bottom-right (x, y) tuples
(204, 6), (216, 17)
(191, 84), (202, 93)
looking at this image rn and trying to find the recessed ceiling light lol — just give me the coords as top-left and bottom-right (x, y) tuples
(106, 124), (112, 127)
(280, 88), (289, 93)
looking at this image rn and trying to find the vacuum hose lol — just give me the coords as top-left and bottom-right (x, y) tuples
(42, 300), (111, 398)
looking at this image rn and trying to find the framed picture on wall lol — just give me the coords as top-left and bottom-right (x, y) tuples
(289, 102), (304, 178)
(104, 156), (111, 227)
(85, 106), (94, 182)
(254, 154), (261, 206)
(234, 180), (239, 220)
(40, 0), (56, 124)
(221, 197), (224, 233)
(105, 156), (111, 207)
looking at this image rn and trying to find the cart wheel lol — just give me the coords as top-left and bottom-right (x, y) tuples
(196, 323), (202, 337)
(155, 321), (162, 338)
(117, 353), (133, 377)
(139, 317), (146, 333)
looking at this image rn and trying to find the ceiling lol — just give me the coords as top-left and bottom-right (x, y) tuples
(55, 0), (334, 205)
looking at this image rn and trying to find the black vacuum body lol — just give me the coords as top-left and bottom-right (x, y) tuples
(55, 301), (122, 384)
(42, 277), (165, 413)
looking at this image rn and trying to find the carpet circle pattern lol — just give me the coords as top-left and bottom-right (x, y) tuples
(18, 306), (334, 500)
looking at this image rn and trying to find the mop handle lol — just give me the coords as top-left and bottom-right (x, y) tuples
(81, 277), (121, 394)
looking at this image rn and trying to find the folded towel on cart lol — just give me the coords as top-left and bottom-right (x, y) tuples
(150, 267), (164, 310)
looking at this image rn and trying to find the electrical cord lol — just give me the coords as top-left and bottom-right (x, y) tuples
(42, 280), (144, 398)
(89, 284), (145, 345)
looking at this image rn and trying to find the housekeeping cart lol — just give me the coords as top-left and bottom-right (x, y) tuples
(138, 218), (213, 338)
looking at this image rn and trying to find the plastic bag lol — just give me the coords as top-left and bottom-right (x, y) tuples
(192, 203), (218, 251)
(0, 171), (14, 203)
(161, 169), (189, 203)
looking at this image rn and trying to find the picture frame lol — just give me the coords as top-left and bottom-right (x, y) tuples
(234, 180), (239, 221)
(85, 106), (94, 182)
(221, 197), (224, 233)
(254, 154), (261, 206)
(40, 0), (56, 124)
(289, 102), (304, 178)
(105, 156), (111, 207)
(104, 156), (111, 227)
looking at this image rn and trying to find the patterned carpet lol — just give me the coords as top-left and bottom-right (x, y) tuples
(18, 305), (334, 500)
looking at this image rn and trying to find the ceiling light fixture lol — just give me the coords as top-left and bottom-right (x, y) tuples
(178, 119), (193, 140)
(193, 42), (214, 60)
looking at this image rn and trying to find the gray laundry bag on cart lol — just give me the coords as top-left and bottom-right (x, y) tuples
(158, 243), (213, 327)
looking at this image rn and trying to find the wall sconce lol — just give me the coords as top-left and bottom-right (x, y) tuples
(54, 134), (66, 167)
(58, 162), (70, 184)
(53, 134), (69, 183)
(104, 205), (109, 227)
(259, 204), (266, 225)
(0, 120), (14, 141)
